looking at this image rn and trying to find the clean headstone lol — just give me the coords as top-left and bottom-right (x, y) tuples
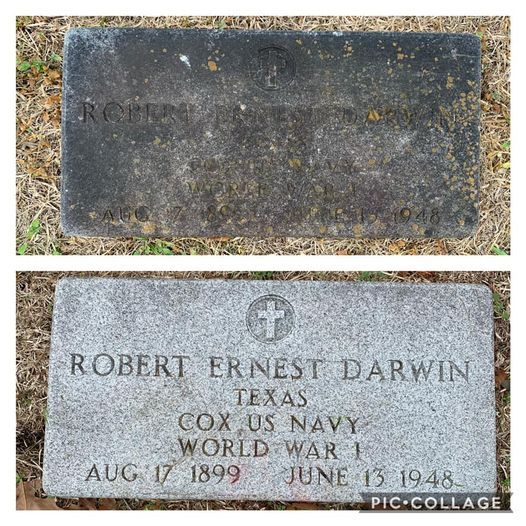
(43, 278), (495, 502)
(61, 29), (481, 239)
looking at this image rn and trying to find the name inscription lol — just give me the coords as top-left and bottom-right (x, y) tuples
(80, 101), (459, 131)
(69, 353), (469, 383)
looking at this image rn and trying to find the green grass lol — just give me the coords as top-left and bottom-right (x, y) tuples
(251, 271), (275, 280)
(16, 58), (46, 73)
(491, 245), (508, 256)
(357, 271), (389, 281)
(17, 52), (61, 74)
(493, 292), (510, 321)
(133, 239), (174, 255)
(17, 218), (40, 255)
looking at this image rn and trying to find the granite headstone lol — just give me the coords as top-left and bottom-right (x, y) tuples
(43, 278), (496, 502)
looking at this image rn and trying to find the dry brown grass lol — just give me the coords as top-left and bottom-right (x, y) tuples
(16, 16), (510, 255)
(16, 271), (510, 510)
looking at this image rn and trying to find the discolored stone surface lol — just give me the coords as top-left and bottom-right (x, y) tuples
(43, 278), (496, 502)
(61, 29), (481, 239)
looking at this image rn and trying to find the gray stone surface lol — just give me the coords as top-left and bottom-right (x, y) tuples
(61, 29), (481, 239)
(43, 278), (495, 502)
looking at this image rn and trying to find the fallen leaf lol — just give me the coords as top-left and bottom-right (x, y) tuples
(97, 498), (118, 510)
(16, 479), (61, 510)
(285, 501), (324, 510)
(47, 70), (61, 80)
(77, 498), (98, 510)
(76, 498), (117, 510)
(495, 367), (509, 388)
(42, 95), (60, 107)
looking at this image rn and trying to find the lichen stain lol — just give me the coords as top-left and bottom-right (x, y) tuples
(288, 158), (301, 170)
(367, 109), (381, 122)
(142, 222), (156, 235)
(208, 60), (218, 72)
(408, 223), (426, 235)
(318, 51), (332, 60)
(353, 224), (363, 237)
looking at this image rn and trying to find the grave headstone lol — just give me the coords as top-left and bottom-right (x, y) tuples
(43, 278), (496, 502)
(61, 29), (481, 238)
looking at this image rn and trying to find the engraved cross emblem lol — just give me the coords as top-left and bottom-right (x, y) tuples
(258, 300), (285, 339)
(251, 46), (295, 91)
(247, 294), (294, 343)
(260, 48), (287, 89)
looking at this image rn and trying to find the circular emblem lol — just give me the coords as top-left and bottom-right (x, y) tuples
(246, 295), (295, 343)
(250, 46), (295, 91)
